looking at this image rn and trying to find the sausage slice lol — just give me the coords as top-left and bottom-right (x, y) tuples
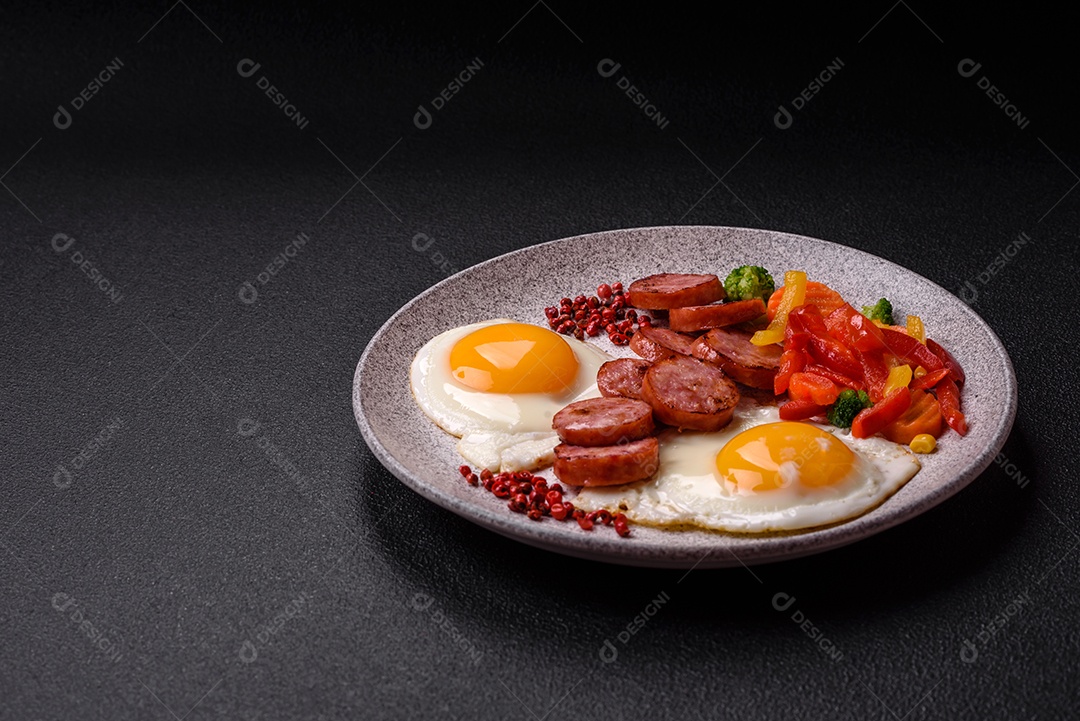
(699, 327), (782, 390)
(691, 334), (724, 366)
(553, 437), (660, 487)
(597, 358), (652, 400)
(641, 356), (739, 431)
(629, 327), (697, 363)
(668, 299), (767, 333)
(552, 398), (655, 446)
(627, 273), (724, 310)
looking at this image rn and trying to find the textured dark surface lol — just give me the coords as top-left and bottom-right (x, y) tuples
(3, 4), (1077, 719)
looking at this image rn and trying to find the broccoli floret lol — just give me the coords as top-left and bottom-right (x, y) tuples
(827, 389), (872, 429)
(862, 298), (894, 325)
(724, 265), (775, 303)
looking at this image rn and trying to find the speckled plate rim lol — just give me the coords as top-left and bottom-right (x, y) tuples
(353, 226), (1017, 569)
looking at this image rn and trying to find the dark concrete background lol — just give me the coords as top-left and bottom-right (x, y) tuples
(3, 3), (1077, 719)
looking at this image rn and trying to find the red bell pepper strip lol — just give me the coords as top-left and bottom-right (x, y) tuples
(808, 335), (863, 380)
(926, 338), (965, 386)
(847, 313), (887, 352)
(851, 387), (912, 439)
(774, 349), (806, 395)
(909, 368), (949, 392)
(854, 347), (889, 402)
(789, 305), (863, 380)
(785, 329), (811, 352)
(825, 304), (859, 345)
(788, 304), (829, 335)
(880, 328), (944, 372)
(804, 363), (864, 390)
(935, 377), (968, 435)
(779, 399), (829, 421)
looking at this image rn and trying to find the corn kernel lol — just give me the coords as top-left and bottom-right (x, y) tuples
(913, 366), (927, 378)
(910, 434), (937, 454)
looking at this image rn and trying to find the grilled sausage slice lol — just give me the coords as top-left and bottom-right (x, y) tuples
(629, 327), (697, 363)
(641, 356), (739, 431)
(596, 358), (652, 400)
(698, 327), (782, 390)
(668, 299), (767, 333)
(552, 398), (655, 446)
(553, 437), (660, 487)
(627, 273), (724, 310)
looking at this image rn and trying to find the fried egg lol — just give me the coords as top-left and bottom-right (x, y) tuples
(572, 398), (920, 533)
(411, 319), (610, 472)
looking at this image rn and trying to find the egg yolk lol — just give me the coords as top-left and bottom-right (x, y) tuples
(715, 422), (856, 494)
(449, 323), (580, 394)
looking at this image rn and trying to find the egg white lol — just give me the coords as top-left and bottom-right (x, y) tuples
(411, 319), (611, 472)
(571, 398), (920, 533)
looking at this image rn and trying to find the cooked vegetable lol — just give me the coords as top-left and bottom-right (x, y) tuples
(779, 399), (829, 421)
(788, 305), (863, 380)
(789, 372), (841, 406)
(926, 338), (965, 386)
(826, 388), (872, 429)
(752, 270), (806, 346)
(880, 328), (943, 373)
(936, 377), (968, 435)
(768, 282), (845, 320)
(909, 434), (937, 454)
(804, 363), (862, 390)
(723, 265), (775, 303)
(851, 388), (912, 439)
(862, 298), (894, 326)
(847, 313), (887, 352)
(905, 314), (926, 343)
(774, 349), (806, 395)
(856, 347), (890, 402)
(910, 368), (949, 392)
(882, 390), (942, 445)
(883, 365), (913, 396)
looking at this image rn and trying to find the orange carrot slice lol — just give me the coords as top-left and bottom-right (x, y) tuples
(767, 282), (845, 320)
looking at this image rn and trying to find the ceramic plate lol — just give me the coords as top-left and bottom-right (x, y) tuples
(353, 226), (1017, 568)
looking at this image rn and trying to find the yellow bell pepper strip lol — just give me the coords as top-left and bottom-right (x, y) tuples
(906, 315), (926, 343)
(751, 270), (806, 346)
(883, 364), (912, 396)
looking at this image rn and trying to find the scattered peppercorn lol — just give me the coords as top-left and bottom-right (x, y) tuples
(542, 282), (647, 346)
(455, 465), (630, 538)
